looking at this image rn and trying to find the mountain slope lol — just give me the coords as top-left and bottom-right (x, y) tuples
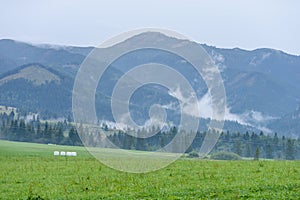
(269, 106), (300, 137)
(0, 65), (60, 86)
(0, 39), (92, 76)
(0, 34), (299, 135)
(0, 63), (73, 118)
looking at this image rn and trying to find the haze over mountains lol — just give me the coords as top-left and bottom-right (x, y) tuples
(0, 32), (299, 136)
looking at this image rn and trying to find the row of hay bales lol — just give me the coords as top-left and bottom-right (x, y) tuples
(54, 151), (77, 156)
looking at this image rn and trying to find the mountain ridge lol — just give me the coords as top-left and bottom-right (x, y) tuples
(0, 34), (299, 136)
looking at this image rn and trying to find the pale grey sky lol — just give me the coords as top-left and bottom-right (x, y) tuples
(1, 0), (299, 55)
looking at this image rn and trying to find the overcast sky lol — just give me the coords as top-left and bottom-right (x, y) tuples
(1, 0), (299, 55)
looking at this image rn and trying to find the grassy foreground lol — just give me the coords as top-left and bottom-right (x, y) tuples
(0, 140), (300, 199)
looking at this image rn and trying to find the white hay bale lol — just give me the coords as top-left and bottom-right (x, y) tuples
(71, 152), (77, 156)
(60, 151), (66, 156)
(54, 151), (59, 156)
(66, 152), (72, 156)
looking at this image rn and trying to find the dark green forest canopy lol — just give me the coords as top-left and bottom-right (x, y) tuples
(0, 112), (298, 160)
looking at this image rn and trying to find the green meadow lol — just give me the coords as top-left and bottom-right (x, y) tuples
(0, 140), (300, 199)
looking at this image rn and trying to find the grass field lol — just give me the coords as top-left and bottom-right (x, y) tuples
(0, 140), (300, 199)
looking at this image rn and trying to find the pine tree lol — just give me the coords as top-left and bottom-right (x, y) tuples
(285, 139), (295, 160)
(265, 144), (273, 159)
(254, 147), (260, 160)
(36, 122), (42, 139)
(260, 131), (264, 137)
(69, 127), (81, 146)
(234, 140), (242, 156)
(245, 144), (252, 157)
(281, 135), (286, 159)
(244, 131), (250, 140)
(273, 132), (279, 145)
(9, 111), (15, 120)
(56, 125), (64, 144)
(44, 121), (50, 140)
(159, 134), (165, 148)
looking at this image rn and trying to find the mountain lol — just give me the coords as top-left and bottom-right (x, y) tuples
(202, 45), (300, 116)
(0, 34), (299, 136)
(269, 106), (300, 137)
(0, 63), (73, 118)
(0, 39), (92, 76)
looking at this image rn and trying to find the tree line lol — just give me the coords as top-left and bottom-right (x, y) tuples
(107, 127), (299, 160)
(0, 111), (82, 146)
(0, 111), (299, 160)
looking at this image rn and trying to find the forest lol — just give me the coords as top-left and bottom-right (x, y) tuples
(0, 111), (299, 160)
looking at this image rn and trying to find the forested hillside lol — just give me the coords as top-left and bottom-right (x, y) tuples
(0, 111), (298, 160)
